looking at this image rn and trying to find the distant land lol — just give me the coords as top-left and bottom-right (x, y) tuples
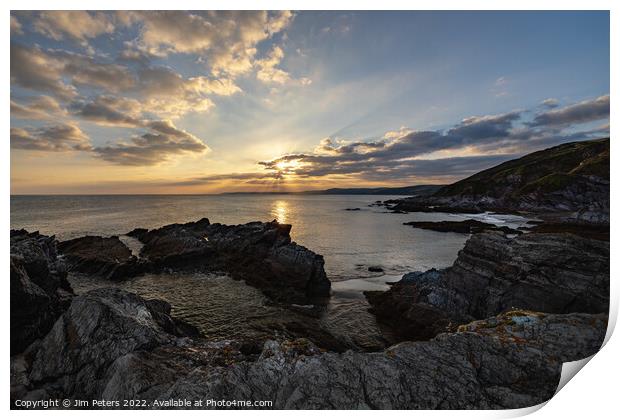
(220, 185), (444, 196)
(390, 138), (610, 224)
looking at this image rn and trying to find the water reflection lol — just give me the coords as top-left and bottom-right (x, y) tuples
(271, 200), (289, 223)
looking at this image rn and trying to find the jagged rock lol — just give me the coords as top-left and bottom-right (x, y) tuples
(205, 221), (330, 303)
(58, 235), (144, 280)
(13, 289), (607, 409)
(10, 230), (73, 355)
(61, 218), (330, 304)
(366, 232), (609, 341)
(130, 218), (212, 267)
(26, 288), (200, 399)
(403, 219), (522, 235)
(129, 219), (330, 303)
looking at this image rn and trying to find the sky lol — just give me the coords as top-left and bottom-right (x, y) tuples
(10, 11), (610, 194)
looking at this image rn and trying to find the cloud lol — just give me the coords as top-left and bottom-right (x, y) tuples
(492, 76), (510, 97)
(52, 49), (136, 92)
(169, 171), (284, 186)
(10, 44), (77, 100)
(256, 46), (290, 84)
(71, 95), (143, 127)
(10, 43), (135, 97)
(136, 66), (240, 118)
(448, 111), (521, 140)
(11, 96), (67, 120)
(93, 120), (209, 166)
(529, 95), (610, 127)
(541, 98), (559, 109)
(10, 16), (23, 34)
(33, 11), (114, 42)
(11, 42), (236, 120)
(11, 123), (91, 151)
(118, 11), (294, 77)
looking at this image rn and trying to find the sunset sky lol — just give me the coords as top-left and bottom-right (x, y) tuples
(10, 11), (610, 194)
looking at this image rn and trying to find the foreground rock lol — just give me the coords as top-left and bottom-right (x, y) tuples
(403, 219), (522, 235)
(10, 230), (73, 355)
(12, 288), (606, 409)
(366, 231), (609, 341)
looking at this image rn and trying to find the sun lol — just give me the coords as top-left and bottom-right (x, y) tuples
(275, 159), (300, 172)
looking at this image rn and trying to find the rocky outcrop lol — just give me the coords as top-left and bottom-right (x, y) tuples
(10, 230), (73, 355)
(126, 218), (330, 303)
(366, 231), (609, 341)
(204, 221), (330, 303)
(12, 288), (607, 409)
(53, 218), (329, 304)
(128, 218), (212, 267)
(403, 220), (522, 235)
(58, 235), (144, 280)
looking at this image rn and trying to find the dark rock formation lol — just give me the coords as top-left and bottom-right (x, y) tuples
(403, 219), (522, 235)
(12, 288), (607, 409)
(24, 288), (200, 400)
(390, 138), (610, 224)
(525, 222), (609, 241)
(10, 230), (73, 355)
(129, 218), (213, 268)
(58, 235), (144, 280)
(204, 221), (330, 303)
(127, 218), (330, 303)
(57, 218), (329, 304)
(344, 208), (361, 211)
(366, 231), (609, 341)
(368, 266), (384, 272)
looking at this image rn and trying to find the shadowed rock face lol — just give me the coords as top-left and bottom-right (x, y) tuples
(10, 230), (73, 355)
(24, 288), (200, 400)
(366, 231), (609, 341)
(204, 221), (330, 302)
(127, 218), (330, 303)
(12, 288), (606, 409)
(58, 236), (143, 280)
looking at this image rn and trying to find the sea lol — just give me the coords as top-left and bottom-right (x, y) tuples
(11, 194), (532, 349)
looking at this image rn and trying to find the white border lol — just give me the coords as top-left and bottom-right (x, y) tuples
(3, 2), (617, 419)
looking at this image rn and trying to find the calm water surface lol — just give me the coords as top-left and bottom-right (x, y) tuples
(11, 194), (531, 347)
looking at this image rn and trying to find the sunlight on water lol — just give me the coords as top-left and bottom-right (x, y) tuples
(271, 200), (289, 224)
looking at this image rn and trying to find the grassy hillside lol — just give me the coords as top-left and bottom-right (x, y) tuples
(435, 138), (609, 200)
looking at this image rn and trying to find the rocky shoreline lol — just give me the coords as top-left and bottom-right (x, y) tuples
(379, 139), (610, 226)
(10, 211), (609, 409)
(57, 218), (331, 304)
(365, 231), (609, 342)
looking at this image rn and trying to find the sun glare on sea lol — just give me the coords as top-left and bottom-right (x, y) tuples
(271, 200), (289, 223)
